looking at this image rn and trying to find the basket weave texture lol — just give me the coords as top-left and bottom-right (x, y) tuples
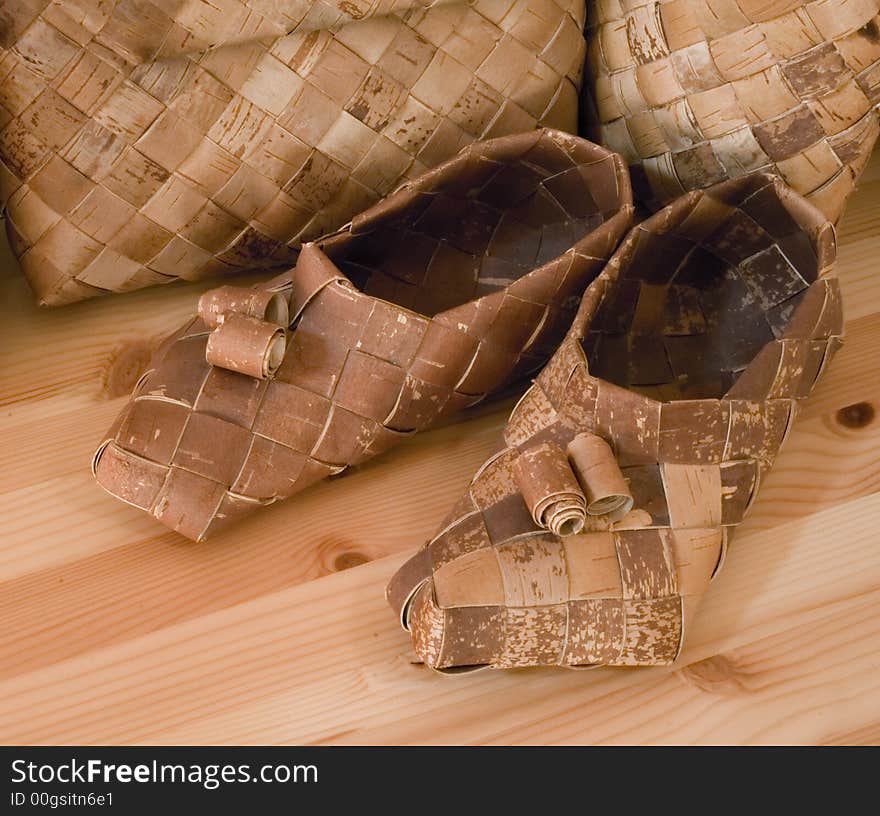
(93, 130), (633, 542)
(387, 172), (843, 671)
(582, 0), (880, 222)
(0, 0), (587, 305)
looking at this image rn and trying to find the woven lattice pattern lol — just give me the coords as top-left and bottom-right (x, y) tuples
(387, 172), (843, 670)
(581, 0), (880, 222)
(0, 0), (587, 305)
(93, 130), (633, 541)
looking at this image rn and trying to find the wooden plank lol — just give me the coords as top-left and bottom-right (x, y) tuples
(835, 155), (880, 323)
(0, 493), (878, 745)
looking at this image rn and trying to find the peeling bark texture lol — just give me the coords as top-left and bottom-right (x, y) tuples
(204, 313), (286, 380)
(389, 173), (843, 671)
(582, 0), (880, 223)
(94, 129), (634, 541)
(1, 0), (591, 305)
(198, 286), (289, 329)
(513, 442), (588, 535)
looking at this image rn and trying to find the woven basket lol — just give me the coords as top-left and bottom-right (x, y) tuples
(581, 0), (880, 222)
(388, 172), (843, 670)
(0, 0), (587, 305)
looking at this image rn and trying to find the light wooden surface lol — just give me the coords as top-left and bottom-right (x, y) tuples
(1, 155), (878, 746)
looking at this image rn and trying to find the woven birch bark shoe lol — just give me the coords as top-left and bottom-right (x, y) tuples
(0, 0), (589, 305)
(93, 129), (633, 541)
(581, 0), (880, 223)
(387, 171), (843, 671)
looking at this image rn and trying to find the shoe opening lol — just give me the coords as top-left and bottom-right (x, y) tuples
(318, 131), (627, 317)
(582, 175), (824, 402)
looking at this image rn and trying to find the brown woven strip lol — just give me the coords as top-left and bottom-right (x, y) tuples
(389, 171), (844, 671)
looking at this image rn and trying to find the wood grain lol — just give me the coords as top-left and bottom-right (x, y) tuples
(0, 153), (878, 746)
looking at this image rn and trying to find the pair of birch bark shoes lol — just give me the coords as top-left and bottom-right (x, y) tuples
(8, 0), (870, 672)
(93, 127), (844, 671)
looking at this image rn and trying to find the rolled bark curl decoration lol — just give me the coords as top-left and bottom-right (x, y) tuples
(513, 442), (588, 537)
(205, 313), (286, 380)
(198, 286), (290, 329)
(567, 433), (633, 520)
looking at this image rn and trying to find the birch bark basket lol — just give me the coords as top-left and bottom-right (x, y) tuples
(0, 0), (588, 304)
